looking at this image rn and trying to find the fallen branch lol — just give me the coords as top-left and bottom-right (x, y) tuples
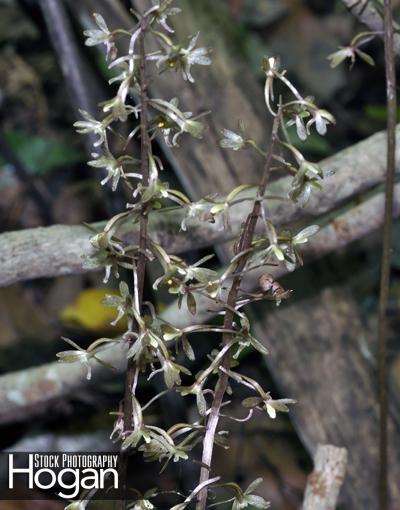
(162, 180), (400, 326)
(341, 0), (400, 55)
(0, 344), (127, 426)
(1, 176), (400, 425)
(0, 126), (399, 287)
(302, 444), (348, 510)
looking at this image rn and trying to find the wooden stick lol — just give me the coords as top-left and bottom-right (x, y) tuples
(302, 444), (348, 510)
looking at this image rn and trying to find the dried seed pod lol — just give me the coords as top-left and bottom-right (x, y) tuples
(272, 281), (282, 295)
(259, 273), (292, 305)
(258, 273), (274, 292)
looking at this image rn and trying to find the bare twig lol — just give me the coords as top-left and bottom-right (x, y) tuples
(378, 2), (397, 509)
(196, 114), (281, 510)
(302, 444), (348, 510)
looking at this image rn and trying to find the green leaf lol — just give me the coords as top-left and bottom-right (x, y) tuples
(365, 105), (400, 123)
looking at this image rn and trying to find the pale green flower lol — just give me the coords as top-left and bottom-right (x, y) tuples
(84, 13), (117, 60)
(307, 109), (335, 136)
(264, 398), (296, 419)
(74, 109), (110, 147)
(328, 42), (374, 69)
(102, 281), (134, 329)
(281, 225), (320, 272)
(242, 395), (296, 419)
(56, 347), (92, 380)
(180, 198), (215, 231)
(220, 129), (245, 150)
(232, 479), (270, 510)
(151, 97), (204, 147)
(162, 358), (191, 388)
(157, 32), (211, 82)
(88, 152), (140, 191)
(57, 337), (113, 380)
(152, 0), (181, 32)
(289, 159), (323, 204)
(150, 98), (206, 143)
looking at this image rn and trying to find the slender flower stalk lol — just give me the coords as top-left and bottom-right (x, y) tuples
(123, 15), (151, 437)
(196, 114), (281, 510)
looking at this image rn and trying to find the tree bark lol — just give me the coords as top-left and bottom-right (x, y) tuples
(302, 444), (348, 510)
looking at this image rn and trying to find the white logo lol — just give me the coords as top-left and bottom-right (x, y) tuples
(8, 454), (119, 499)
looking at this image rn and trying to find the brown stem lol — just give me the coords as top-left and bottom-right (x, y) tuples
(121, 16), (152, 507)
(123, 14), (151, 436)
(196, 114), (281, 510)
(379, 2), (396, 509)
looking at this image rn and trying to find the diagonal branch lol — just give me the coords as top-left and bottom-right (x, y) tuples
(0, 126), (399, 288)
(1, 179), (400, 427)
(341, 0), (400, 54)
